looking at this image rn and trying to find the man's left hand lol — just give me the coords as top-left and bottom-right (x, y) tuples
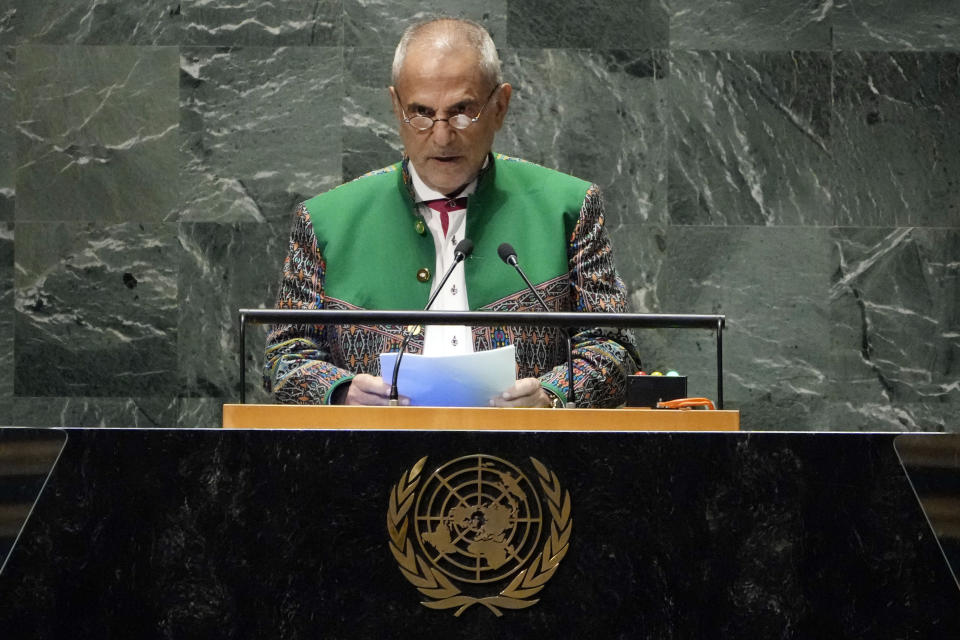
(490, 377), (552, 408)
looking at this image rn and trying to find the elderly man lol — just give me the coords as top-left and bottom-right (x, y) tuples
(264, 18), (638, 407)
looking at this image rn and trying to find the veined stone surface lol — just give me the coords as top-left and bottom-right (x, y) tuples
(499, 49), (667, 226)
(342, 47), (402, 182)
(608, 223), (669, 372)
(507, 0), (668, 49)
(614, 224), (668, 316)
(179, 46), (342, 223)
(15, 45), (179, 222)
(177, 222), (287, 402)
(0, 0), (180, 45)
(656, 226), (833, 430)
(344, 0), (506, 48)
(670, 0), (832, 50)
(0, 47), (13, 221)
(829, 228), (960, 430)
(668, 51), (833, 226)
(0, 4), (14, 44)
(181, 0), (342, 46)
(833, 0), (960, 50)
(0, 223), (12, 404)
(177, 397), (224, 428)
(14, 222), (178, 397)
(832, 52), (960, 227)
(11, 396), (180, 428)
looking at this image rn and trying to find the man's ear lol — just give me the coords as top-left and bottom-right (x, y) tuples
(388, 86), (403, 121)
(493, 83), (513, 128)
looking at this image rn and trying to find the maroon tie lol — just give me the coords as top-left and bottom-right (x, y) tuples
(424, 197), (468, 237)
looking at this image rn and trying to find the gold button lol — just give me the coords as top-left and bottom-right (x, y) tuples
(414, 218), (426, 235)
(416, 267), (431, 282)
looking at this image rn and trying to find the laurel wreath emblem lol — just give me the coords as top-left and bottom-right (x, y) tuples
(387, 456), (572, 617)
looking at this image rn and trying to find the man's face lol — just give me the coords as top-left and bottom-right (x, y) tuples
(390, 43), (511, 195)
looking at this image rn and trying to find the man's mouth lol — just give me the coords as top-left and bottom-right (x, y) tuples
(433, 155), (461, 163)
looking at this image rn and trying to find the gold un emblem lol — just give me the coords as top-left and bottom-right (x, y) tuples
(387, 454), (572, 616)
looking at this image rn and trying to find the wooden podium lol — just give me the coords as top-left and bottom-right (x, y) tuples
(222, 404), (740, 431)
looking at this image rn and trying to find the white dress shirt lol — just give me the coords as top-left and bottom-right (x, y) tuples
(408, 161), (476, 356)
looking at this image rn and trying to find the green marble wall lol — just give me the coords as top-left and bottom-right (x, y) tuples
(0, 1), (957, 430)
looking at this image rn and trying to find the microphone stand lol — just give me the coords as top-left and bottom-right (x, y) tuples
(389, 239), (473, 405)
(498, 244), (577, 408)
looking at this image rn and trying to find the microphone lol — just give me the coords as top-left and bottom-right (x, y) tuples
(497, 242), (576, 408)
(497, 242), (520, 267)
(389, 238), (474, 405)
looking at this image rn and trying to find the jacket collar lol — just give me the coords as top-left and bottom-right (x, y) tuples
(400, 153), (496, 206)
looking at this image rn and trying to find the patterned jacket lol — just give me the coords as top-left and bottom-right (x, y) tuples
(264, 154), (639, 407)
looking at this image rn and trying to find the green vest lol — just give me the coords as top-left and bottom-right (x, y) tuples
(303, 154), (591, 310)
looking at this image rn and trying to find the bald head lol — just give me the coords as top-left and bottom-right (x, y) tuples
(392, 18), (502, 89)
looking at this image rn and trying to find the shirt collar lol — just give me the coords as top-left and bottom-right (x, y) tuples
(408, 156), (489, 203)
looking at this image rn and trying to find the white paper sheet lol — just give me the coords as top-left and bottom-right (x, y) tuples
(379, 345), (517, 407)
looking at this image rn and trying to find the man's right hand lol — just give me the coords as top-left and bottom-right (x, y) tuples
(342, 373), (410, 406)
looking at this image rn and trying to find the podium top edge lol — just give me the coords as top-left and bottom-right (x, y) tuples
(221, 404), (740, 432)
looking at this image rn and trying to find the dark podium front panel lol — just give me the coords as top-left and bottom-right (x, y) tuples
(0, 428), (957, 639)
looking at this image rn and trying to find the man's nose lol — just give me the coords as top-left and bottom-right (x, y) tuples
(431, 119), (457, 145)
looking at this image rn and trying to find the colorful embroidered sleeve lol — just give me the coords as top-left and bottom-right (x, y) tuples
(538, 185), (641, 407)
(263, 203), (354, 404)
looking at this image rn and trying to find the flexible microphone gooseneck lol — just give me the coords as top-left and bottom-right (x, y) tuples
(388, 238), (474, 405)
(497, 242), (577, 408)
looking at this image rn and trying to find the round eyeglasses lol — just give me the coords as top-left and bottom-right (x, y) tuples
(396, 84), (502, 132)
